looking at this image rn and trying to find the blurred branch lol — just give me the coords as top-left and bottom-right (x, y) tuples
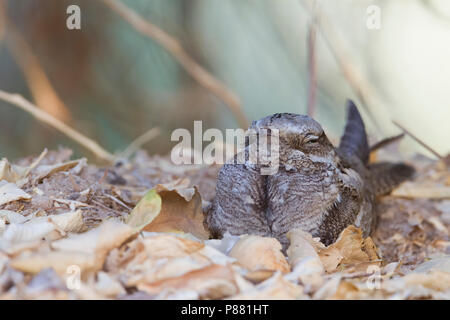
(0, 90), (115, 163)
(393, 120), (443, 160)
(3, 10), (72, 122)
(100, 0), (249, 128)
(119, 127), (161, 159)
(301, 0), (385, 133)
(0, 1), (5, 43)
(421, 0), (450, 25)
(307, 17), (317, 117)
(370, 133), (405, 152)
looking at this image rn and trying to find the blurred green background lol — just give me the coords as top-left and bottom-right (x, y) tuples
(0, 0), (449, 162)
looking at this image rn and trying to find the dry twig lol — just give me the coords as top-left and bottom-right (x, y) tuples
(3, 8), (71, 122)
(301, 0), (386, 132)
(0, 90), (115, 163)
(100, 0), (249, 128)
(393, 120), (443, 160)
(119, 127), (161, 159)
(307, 21), (317, 117)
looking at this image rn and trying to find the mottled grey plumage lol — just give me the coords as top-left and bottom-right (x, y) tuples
(205, 100), (415, 249)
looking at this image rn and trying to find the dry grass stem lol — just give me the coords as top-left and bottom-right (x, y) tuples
(393, 120), (443, 160)
(119, 127), (161, 160)
(0, 90), (114, 163)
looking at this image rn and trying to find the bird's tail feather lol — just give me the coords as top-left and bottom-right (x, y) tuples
(338, 100), (370, 164)
(368, 162), (415, 196)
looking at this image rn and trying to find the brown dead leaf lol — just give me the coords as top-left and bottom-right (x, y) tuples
(0, 159), (27, 185)
(0, 181), (31, 206)
(11, 220), (134, 275)
(287, 229), (324, 267)
(426, 216), (449, 235)
(10, 250), (94, 276)
(383, 271), (450, 299)
(145, 186), (209, 239)
(105, 234), (235, 289)
(33, 158), (85, 183)
(0, 210), (28, 224)
(229, 273), (305, 300)
(125, 189), (161, 232)
(362, 237), (380, 261)
(137, 264), (238, 299)
(318, 226), (380, 273)
(155, 179), (196, 201)
(392, 181), (450, 199)
(244, 270), (276, 284)
(318, 247), (343, 273)
(94, 271), (126, 297)
(0, 150), (48, 187)
(229, 235), (290, 273)
(0, 210), (87, 255)
(35, 210), (86, 236)
(141, 234), (205, 259)
(104, 234), (206, 277)
(285, 229), (324, 290)
(329, 281), (361, 299)
(126, 179), (210, 239)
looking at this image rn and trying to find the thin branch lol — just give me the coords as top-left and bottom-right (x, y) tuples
(119, 127), (161, 159)
(0, 1), (5, 43)
(99, 0), (249, 128)
(301, 0), (385, 133)
(370, 133), (405, 152)
(392, 120), (443, 160)
(307, 21), (317, 117)
(0, 90), (115, 163)
(4, 11), (71, 122)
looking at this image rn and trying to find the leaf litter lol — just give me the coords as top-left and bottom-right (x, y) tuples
(0, 148), (448, 299)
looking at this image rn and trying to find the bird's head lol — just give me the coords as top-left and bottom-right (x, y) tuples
(249, 113), (336, 166)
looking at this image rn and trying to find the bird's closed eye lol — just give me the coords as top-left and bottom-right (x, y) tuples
(303, 134), (319, 144)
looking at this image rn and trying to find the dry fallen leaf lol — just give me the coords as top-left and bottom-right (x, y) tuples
(392, 181), (450, 199)
(1, 221), (55, 245)
(126, 179), (210, 239)
(10, 220), (134, 275)
(384, 271), (450, 299)
(318, 247), (343, 273)
(244, 270), (276, 284)
(287, 229), (324, 267)
(0, 159), (28, 185)
(285, 229), (324, 290)
(141, 234), (205, 259)
(0, 210), (87, 255)
(0, 210), (28, 224)
(318, 225), (380, 273)
(125, 189), (161, 232)
(0, 149), (48, 187)
(137, 264), (238, 299)
(155, 179), (196, 201)
(94, 271), (126, 297)
(230, 273), (305, 300)
(229, 235), (290, 273)
(32, 158), (85, 183)
(105, 234), (234, 289)
(329, 280), (361, 299)
(0, 181), (31, 206)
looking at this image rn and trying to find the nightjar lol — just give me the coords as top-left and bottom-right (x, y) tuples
(205, 100), (415, 249)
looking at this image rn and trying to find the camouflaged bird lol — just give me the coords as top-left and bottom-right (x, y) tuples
(205, 100), (415, 249)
